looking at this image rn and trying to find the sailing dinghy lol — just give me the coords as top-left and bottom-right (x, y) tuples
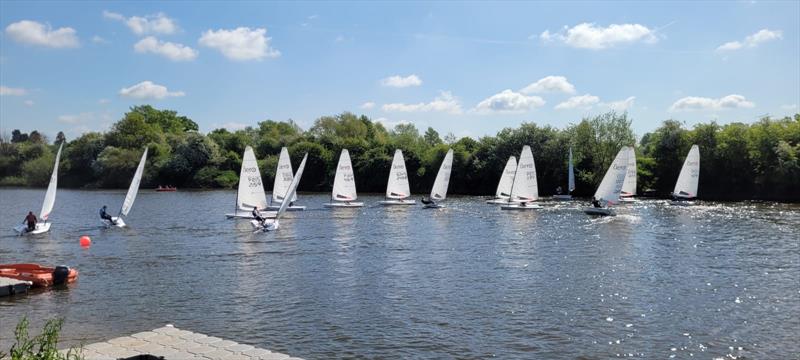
(422, 149), (454, 209)
(486, 156), (517, 204)
(103, 147), (148, 228)
(324, 149), (364, 207)
(14, 143), (62, 235)
(553, 147), (575, 200)
(501, 145), (542, 210)
(671, 145), (700, 205)
(583, 147), (629, 216)
(619, 147), (638, 203)
(225, 146), (276, 219)
(379, 149), (415, 205)
(253, 154), (308, 232)
(267, 147), (306, 211)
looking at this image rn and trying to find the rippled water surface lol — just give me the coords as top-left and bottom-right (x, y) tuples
(1, 189), (799, 358)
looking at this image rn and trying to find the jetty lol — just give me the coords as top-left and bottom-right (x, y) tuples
(0, 276), (31, 297)
(62, 325), (302, 360)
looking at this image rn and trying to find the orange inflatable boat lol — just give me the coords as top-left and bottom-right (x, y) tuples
(0, 264), (78, 287)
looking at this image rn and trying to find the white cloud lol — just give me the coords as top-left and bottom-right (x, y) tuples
(780, 104), (797, 110)
(555, 94), (600, 110)
(521, 75), (576, 94)
(119, 81), (185, 100)
(540, 23), (657, 50)
(382, 91), (462, 114)
(92, 35), (108, 44)
(474, 89), (545, 113)
(375, 117), (412, 130)
(199, 27), (280, 61)
(0, 86), (27, 96)
(716, 29), (782, 51)
(602, 96), (636, 111)
(24, 100), (34, 106)
(360, 101), (375, 110)
(134, 36), (198, 61)
(670, 94), (755, 111)
(381, 74), (423, 88)
(104, 11), (178, 35)
(57, 112), (95, 124)
(5, 20), (79, 48)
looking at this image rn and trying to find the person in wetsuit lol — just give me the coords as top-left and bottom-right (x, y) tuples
(591, 197), (602, 208)
(556, 186), (563, 195)
(99, 205), (115, 224)
(252, 207), (265, 223)
(24, 211), (37, 232)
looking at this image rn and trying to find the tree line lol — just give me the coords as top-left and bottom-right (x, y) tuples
(1, 105), (798, 201)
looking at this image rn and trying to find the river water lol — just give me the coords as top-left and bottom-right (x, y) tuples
(0, 189), (798, 359)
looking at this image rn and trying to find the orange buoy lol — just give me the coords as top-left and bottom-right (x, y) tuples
(79, 235), (91, 247)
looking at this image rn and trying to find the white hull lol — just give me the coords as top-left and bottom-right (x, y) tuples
(265, 205), (306, 211)
(324, 202), (364, 208)
(500, 203), (543, 210)
(584, 207), (616, 216)
(102, 217), (126, 228)
(14, 222), (51, 235)
(619, 197), (638, 203)
(379, 199), (416, 205)
(250, 219), (279, 231)
(225, 210), (277, 219)
(552, 195), (572, 200)
(486, 198), (510, 204)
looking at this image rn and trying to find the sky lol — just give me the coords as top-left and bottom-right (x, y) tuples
(1, 1), (798, 140)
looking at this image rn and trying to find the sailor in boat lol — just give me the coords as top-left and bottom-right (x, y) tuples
(421, 197), (434, 205)
(24, 211), (37, 232)
(591, 197), (602, 208)
(252, 207), (265, 223)
(556, 186), (563, 195)
(99, 205), (116, 224)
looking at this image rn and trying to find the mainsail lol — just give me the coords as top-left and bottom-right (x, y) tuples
(236, 146), (268, 211)
(332, 149), (358, 201)
(120, 147), (148, 217)
(495, 156), (517, 199)
(272, 147), (297, 203)
(39, 143), (63, 221)
(430, 149), (454, 200)
(276, 154), (308, 219)
(673, 145), (700, 198)
(508, 145), (539, 202)
(621, 147), (637, 196)
(386, 149), (411, 199)
(593, 147), (629, 206)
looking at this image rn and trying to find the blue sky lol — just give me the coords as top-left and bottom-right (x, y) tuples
(1, 1), (798, 140)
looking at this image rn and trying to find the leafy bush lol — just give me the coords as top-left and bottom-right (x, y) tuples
(1, 317), (83, 360)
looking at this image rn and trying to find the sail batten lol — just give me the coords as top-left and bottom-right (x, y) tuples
(236, 146), (268, 211)
(430, 149), (454, 201)
(39, 143), (62, 220)
(332, 149), (358, 201)
(673, 145), (700, 198)
(120, 147), (148, 217)
(386, 149), (411, 199)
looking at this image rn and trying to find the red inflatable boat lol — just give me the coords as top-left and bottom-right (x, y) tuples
(0, 264), (78, 287)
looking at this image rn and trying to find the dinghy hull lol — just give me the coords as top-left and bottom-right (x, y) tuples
(619, 197), (638, 203)
(266, 205), (306, 211)
(583, 207), (616, 216)
(102, 217), (126, 228)
(225, 210), (278, 219)
(13, 222), (51, 235)
(250, 219), (279, 231)
(379, 199), (416, 205)
(500, 204), (543, 210)
(552, 195), (572, 200)
(324, 202), (364, 208)
(486, 198), (510, 204)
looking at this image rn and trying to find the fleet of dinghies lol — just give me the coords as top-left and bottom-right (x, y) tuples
(12, 142), (704, 234)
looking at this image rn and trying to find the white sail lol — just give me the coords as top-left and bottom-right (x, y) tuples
(594, 147), (629, 206)
(276, 154), (307, 219)
(509, 145), (539, 202)
(386, 149), (411, 199)
(430, 149), (454, 200)
(568, 147), (575, 192)
(673, 145), (700, 198)
(495, 156), (517, 199)
(39, 143), (62, 221)
(120, 147), (148, 217)
(332, 149), (358, 201)
(621, 147), (637, 196)
(272, 147), (297, 203)
(236, 146), (268, 211)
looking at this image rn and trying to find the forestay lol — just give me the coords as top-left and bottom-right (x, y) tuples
(568, 147), (575, 192)
(430, 149), (454, 200)
(39, 143), (63, 221)
(673, 145), (700, 198)
(495, 156), (517, 199)
(120, 147), (148, 216)
(593, 147), (629, 206)
(386, 149), (411, 199)
(272, 147), (297, 203)
(236, 146), (268, 211)
(509, 145), (539, 202)
(621, 147), (637, 196)
(332, 149), (358, 201)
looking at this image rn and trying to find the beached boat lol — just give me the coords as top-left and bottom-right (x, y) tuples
(671, 145), (700, 205)
(379, 149), (416, 205)
(583, 147), (629, 216)
(14, 143), (62, 235)
(422, 149), (454, 209)
(553, 147), (576, 200)
(324, 149), (364, 207)
(0, 263), (78, 287)
(267, 147), (306, 211)
(486, 156), (517, 204)
(501, 145), (542, 210)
